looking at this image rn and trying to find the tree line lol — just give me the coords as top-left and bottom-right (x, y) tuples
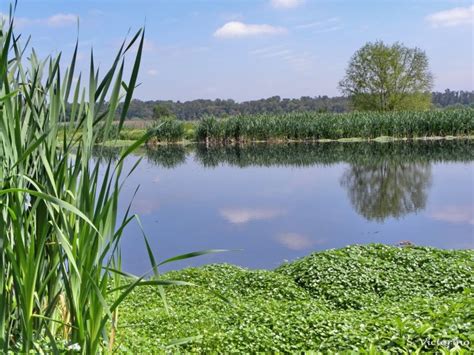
(118, 90), (474, 121)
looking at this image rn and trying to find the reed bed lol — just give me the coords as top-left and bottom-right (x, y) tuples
(195, 110), (474, 143)
(147, 118), (185, 143)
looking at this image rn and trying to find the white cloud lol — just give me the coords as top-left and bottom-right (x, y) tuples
(277, 233), (325, 250)
(147, 69), (159, 76)
(428, 206), (474, 225)
(250, 45), (286, 55)
(132, 199), (160, 215)
(46, 13), (77, 27)
(295, 17), (339, 29)
(1, 12), (78, 28)
(124, 38), (156, 54)
(214, 21), (287, 38)
(426, 5), (474, 27)
(283, 52), (315, 71)
(271, 0), (305, 9)
(143, 39), (157, 52)
(219, 207), (285, 224)
(295, 17), (343, 34)
(260, 49), (292, 58)
(313, 25), (343, 34)
(0, 13), (29, 27)
(251, 45), (315, 72)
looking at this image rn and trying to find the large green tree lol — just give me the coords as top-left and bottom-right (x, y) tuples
(153, 103), (172, 120)
(339, 41), (433, 111)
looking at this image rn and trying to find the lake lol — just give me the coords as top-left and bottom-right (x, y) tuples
(98, 140), (474, 274)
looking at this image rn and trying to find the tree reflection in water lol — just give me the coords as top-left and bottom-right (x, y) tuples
(340, 162), (432, 221)
(142, 140), (472, 221)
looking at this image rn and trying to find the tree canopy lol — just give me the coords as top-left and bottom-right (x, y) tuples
(339, 41), (434, 111)
(152, 103), (173, 120)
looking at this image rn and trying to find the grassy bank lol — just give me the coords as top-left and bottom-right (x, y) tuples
(115, 244), (473, 353)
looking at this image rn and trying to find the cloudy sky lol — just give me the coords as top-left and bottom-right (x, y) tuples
(1, 0), (473, 101)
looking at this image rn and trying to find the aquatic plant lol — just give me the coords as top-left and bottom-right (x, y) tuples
(116, 245), (474, 353)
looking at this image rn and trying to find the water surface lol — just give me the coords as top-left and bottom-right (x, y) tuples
(101, 140), (474, 274)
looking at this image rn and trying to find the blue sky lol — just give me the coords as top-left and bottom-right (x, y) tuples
(2, 0), (473, 101)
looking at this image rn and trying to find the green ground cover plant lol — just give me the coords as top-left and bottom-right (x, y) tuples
(116, 244), (474, 353)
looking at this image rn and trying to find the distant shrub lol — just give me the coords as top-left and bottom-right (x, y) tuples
(183, 121), (197, 140)
(94, 123), (120, 142)
(148, 117), (185, 142)
(120, 128), (146, 141)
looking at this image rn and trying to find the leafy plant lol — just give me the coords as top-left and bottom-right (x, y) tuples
(115, 245), (473, 353)
(276, 244), (473, 309)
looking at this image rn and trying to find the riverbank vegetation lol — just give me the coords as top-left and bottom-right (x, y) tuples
(140, 108), (474, 144)
(62, 101), (474, 146)
(195, 109), (473, 143)
(115, 244), (473, 353)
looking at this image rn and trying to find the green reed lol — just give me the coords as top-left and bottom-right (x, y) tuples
(0, 12), (197, 353)
(195, 109), (474, 143)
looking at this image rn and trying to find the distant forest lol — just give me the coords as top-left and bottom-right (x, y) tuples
(120, 90), (474, 121)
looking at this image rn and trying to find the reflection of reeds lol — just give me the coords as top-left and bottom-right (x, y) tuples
(92, 145), (122, 161)
(192, 140), (474, 168)
(146, 145), (187, 168)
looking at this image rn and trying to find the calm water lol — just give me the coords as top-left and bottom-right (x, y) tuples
(100, 140), (474, 274)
